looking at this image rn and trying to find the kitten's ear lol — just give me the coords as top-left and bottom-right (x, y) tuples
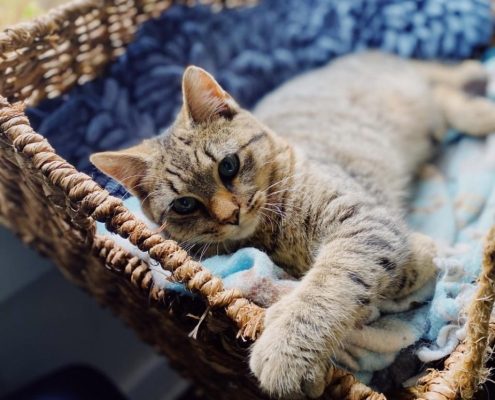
(181, 66), (238, 124)
(90, 142), (152, 197)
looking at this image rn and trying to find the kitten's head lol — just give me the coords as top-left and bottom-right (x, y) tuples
(91, 66), (292, 246)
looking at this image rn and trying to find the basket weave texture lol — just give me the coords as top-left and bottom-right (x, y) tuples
(0, 1), (494, 399)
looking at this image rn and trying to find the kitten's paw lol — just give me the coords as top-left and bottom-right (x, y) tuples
(250, 330), (327, 399)
(250, 303), (329, 399)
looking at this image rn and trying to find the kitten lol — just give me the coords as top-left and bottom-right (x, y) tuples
(91, 52), (495, 398)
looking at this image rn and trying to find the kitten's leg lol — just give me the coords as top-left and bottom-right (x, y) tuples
(413, 59), (488, 91)
(415, 59), (495, 137)
(250, 209), (411, 398)
(434, 85), (495, 137)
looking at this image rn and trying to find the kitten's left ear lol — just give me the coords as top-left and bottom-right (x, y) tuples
(181, 66), (238, 124)
(90, 141), (152, 197)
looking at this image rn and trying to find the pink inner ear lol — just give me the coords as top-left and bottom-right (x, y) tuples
(91, 153), (147, 195)
(90, 141), (152, 196)
(183, 66), (234, 123)
(200, 71), (227, 98)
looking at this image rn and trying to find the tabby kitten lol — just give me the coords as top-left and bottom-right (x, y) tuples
(91, 52), (495, 398)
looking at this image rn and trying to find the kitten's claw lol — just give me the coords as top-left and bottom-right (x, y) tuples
(250, 301), (329, 399)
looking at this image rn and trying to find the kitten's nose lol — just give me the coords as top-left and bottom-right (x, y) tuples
(211, 191), (240, 225)
(222, 208), (240, 225)
(216, 206), (240, 225)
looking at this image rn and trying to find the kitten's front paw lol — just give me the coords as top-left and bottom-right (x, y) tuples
(250, 303), (329, 399)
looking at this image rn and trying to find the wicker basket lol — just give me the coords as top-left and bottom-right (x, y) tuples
(1, 1), (495, 399)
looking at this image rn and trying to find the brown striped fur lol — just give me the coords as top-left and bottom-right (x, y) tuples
(91, 52), (495, 398)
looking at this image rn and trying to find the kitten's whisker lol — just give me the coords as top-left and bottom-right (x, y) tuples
(265, 201), (303, 212)
(139, 191), (156, 210)
(178, 237), (202, 254)
(266, 188), (292, 197)
(260, 210), (284, 233)
(267, 187), (301, 197)
(263, 203), (286, 215)
(258, 209), (276, 232)
(263, 172), (304, 192)
(260, 206), (288, 230)
(199, 242), (212, 262)
(259, 205), (286, 227)
(263, 176), (293, 192)
(153, 221), (168, 234)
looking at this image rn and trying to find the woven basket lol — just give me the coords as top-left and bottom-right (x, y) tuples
(1, 1), (495, 399)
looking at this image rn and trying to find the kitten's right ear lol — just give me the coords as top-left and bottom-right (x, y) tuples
(90, 142), (152, 197)
(181, 66), (238, 124)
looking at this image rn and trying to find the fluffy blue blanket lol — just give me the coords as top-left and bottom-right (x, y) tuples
(28, 0), (495, 392)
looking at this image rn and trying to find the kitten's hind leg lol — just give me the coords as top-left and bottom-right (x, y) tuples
(413, 58), (495, 138)
(434, 85), (495, 137)
(414, 59), (488, 91)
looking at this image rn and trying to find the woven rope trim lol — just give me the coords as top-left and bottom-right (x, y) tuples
(92, 232), (384, 400)
(0, 0), (250, 54)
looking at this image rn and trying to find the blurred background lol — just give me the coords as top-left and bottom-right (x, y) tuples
(0, 0), (56, 28)
(0, 4), (189, 400)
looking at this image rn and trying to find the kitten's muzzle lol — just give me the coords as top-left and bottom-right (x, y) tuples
(211, 190), (240, 225)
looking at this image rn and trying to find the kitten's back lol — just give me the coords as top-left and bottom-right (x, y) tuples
(254, 52), (442, 204)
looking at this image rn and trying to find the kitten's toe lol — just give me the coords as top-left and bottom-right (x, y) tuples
(301, 368), (326, 398)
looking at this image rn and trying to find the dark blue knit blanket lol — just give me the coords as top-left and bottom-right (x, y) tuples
(26, 0), (493, 197)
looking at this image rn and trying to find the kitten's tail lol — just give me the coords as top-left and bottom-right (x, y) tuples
(414, 59), (495, 138)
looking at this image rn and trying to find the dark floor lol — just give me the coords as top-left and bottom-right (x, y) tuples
(0, 226), (186, 400)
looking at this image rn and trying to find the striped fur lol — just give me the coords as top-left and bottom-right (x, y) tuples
(91, 53), (495, 398)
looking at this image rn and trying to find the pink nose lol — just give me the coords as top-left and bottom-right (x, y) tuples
(218, 208), (240, 225)
(211, 191), (240, 225)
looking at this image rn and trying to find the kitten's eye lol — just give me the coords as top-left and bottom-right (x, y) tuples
(171, 197), (199, 214)
(219, 154), (240, 180)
